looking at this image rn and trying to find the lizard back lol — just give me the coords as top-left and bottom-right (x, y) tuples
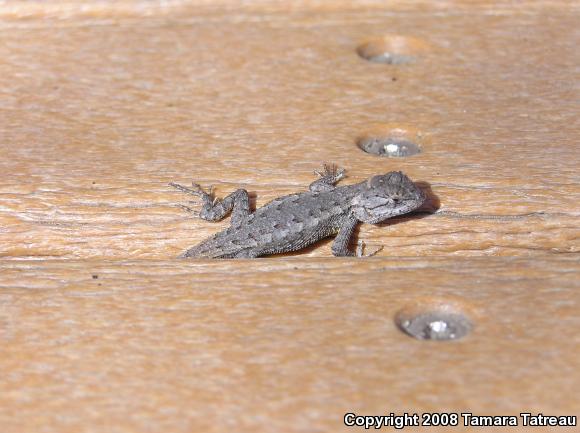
(182, 184), (361, 258)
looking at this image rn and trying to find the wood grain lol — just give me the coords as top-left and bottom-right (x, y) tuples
(0, 4), (578, 260)
(0, 1), (579, 432)
(1, 257), (579, 433)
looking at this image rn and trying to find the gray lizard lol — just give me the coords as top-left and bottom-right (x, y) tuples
(169, 164), (425, 258)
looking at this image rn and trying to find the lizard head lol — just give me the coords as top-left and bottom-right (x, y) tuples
(351, 171), (425, 224)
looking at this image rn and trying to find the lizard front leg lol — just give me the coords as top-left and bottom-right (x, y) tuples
(169, 182), (250, 226)
(331, 214), (359, 257)
(309, 163), (346, 193)
(331, 214), (383, 257)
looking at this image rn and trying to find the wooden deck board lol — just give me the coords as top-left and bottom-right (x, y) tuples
(1, 257), (579, 432)
(0, 1), (578, 431)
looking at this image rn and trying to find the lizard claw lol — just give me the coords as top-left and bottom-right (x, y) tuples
(314, 163), (346, 181)
(356, 240), (383, 258)
(198, 184), (219, 205)
(176, 204), (200, 216)
(191, 183), (216, 201)
(170, 181), (216, 215)
(170, 182), (214, 200)
(169, 182), (201, 196)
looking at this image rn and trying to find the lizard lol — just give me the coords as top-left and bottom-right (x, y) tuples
(169, 164), (426, 258)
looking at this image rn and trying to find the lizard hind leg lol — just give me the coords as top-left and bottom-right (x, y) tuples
(309, 163), (346, 192)
(208, 188), (251, 226)
(169, 182), (250, 225)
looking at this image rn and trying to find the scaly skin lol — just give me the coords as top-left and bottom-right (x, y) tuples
(170, 164), (425, 258)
